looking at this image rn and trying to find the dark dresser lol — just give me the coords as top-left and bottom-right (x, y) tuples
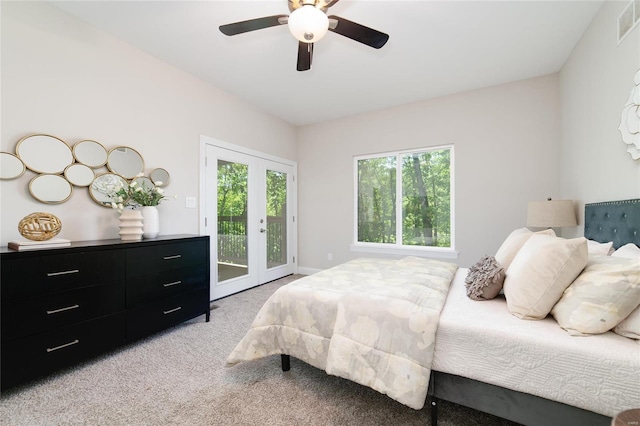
(0, 234), (210, 390)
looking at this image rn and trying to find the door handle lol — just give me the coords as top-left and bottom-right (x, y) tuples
(260, 228), (266, 233)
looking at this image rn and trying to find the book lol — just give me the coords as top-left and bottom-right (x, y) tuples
(8, 238), (71, 251)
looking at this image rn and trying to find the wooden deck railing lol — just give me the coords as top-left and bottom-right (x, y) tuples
(217, 215), (286, 266)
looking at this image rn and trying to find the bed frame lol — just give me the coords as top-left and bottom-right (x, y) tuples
(280, 199), (640, 426)
(429, 198), (640, 426)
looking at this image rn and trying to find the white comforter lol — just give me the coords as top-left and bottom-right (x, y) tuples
(226, 257), (458, 409)
(434, 268), (640, 417)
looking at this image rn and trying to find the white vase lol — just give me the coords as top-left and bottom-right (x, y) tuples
(119, 210), (144, 241)
(141, 206), (159, 239)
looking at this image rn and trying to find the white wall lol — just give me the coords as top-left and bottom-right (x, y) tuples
(4, 1), (636, 273)
(0, 1), (296, 245)
(297, 74), (562, 269)
(560, 0), (640, 234)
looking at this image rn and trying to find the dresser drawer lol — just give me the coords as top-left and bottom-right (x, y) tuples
(126, 264), (208, 307)
(1, 312), (126, 389)
(126, 239), (208, 276)
(2, 281), (125, 342)
(126, 288), (209, 340)
(2, 250), (125, 300)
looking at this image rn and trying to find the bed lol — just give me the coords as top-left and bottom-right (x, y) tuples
(226, 199), (640, 425)
(429, 199), (640, 426)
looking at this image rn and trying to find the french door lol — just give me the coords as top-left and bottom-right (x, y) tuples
(203, 140), (296, 300)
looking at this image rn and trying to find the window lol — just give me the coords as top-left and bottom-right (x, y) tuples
(354, 145), (455, 257)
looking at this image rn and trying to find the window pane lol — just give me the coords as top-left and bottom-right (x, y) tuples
(217, 160), (249, 282)
(266, 169), (287, 268)
(357, 156), (396, 243)
(401, 149), (451, 247)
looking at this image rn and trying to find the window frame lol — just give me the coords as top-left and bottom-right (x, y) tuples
(351, 144), (457, 260)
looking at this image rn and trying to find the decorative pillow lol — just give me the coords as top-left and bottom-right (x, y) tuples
(503, 235), (588, 320)
(612, 243), (640, 261)
(495, 227), (556, 271)
(614, 305), (640, 339)
(587, 240), (614, 256)
(551, 256), (640, 336)
(465, 255), (505, 300)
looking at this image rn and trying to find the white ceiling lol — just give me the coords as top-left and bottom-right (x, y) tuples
(51, 1), (603, 126)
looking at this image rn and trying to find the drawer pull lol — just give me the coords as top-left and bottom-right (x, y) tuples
(163, 280), (182, 287)
(163, 255), (182, 260)
(46, 339), (80, 353)
(46, 304), (80, 315)
(163, 306), (182, 315)
(47, 269), (80, 277)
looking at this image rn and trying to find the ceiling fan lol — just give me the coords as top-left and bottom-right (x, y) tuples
(219, 0), (389, 71)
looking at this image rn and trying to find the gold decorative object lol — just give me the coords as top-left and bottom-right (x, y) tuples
(18, 212), (62, 241)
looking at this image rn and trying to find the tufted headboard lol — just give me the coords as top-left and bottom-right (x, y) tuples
(584, 199), (640, 249)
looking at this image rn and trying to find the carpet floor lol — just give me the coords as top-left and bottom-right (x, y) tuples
(0, 274), (519, 425)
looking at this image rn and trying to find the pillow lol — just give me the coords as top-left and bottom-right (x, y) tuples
(503, 235), (588, 320)
(612, 243), (640, 261)
(614, 305), (640, 339)
(587, 240), (614, 256)
(465, 255), (505, 300)
(495, 227), (556, 270)
(551, 256), (640, 336)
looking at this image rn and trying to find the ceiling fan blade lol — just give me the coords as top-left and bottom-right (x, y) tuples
(328, 15), (389, 49)
(219, 15), (288, 36)
(324, 0), (341, 8)
(297, 42), (313, 71)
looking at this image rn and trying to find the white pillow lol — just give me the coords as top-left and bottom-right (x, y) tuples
(503, 235), (588, 320)
(614, 305), (640, 339)
(495, 227), (556, 270)
(612, 243), (640, 261)
(587, 240), (614, 256)
(551, 256), (640, 336)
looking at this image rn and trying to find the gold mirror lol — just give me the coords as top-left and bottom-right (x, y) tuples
(90, 173), (128, 207)
(29, 174), (73, 204)
(149, 168), (170, 186)
(16, 134), (74, 174)
(73, 140), (108, 168)
(64, 163), (95, 187)
(0, 152), (26, 180)
(107, 146), (144, 179)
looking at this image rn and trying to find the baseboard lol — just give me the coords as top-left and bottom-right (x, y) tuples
(297, 266), (322, 275)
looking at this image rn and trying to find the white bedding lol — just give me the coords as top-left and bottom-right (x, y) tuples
(433, 268), (640, 417)
(226, 257), (458, 409)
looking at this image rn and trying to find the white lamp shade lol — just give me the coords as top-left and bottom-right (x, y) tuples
(527, 199), (577, 228)
(288, 5), (329, 43)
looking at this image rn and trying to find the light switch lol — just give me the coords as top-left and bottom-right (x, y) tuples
(185, 197), (197, 209)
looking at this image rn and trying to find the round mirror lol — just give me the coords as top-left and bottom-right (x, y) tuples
(107, 146), (144, 179)
(90, 173), (128, 207)
(132, 175), (154, 191)
(73, 140), (108, 168)
(64, 163), (95, 187)
(16, 134), (73, 174)
(29, 174), (73, 204)
(149, 168), (170, 186)
(0, 152), (26, 180)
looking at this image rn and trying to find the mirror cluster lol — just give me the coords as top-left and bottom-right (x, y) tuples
(1, 134), (170, 206)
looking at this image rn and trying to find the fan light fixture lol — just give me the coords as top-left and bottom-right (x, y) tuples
(288, 5), (329, 43)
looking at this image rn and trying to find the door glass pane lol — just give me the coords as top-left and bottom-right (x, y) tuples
(217, 160), (249, 282)
(266, 169), (287, 269)
(357, 156), (396, 243)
